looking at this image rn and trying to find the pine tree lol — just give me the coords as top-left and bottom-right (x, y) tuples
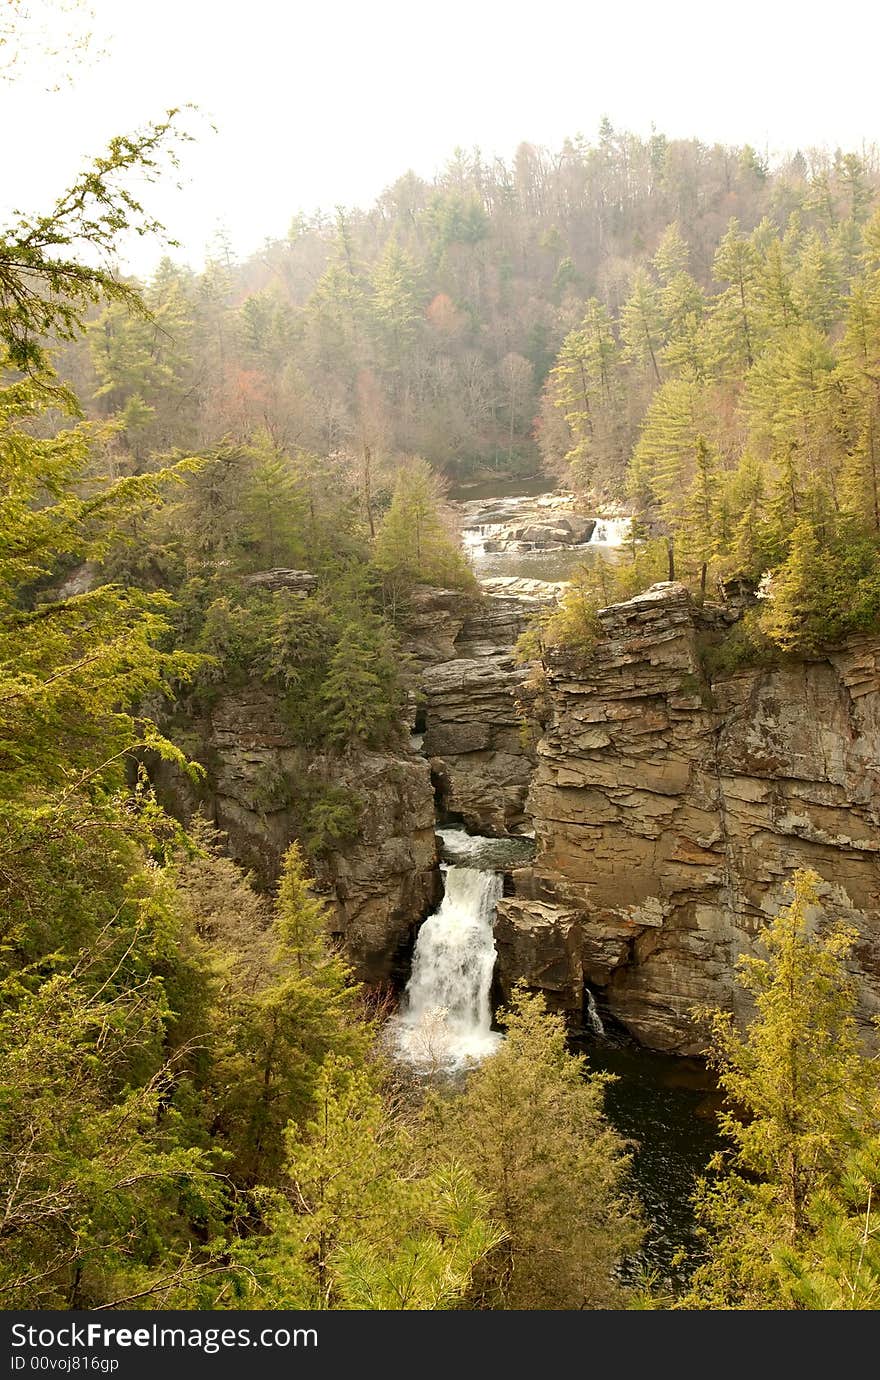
(89, 263), (195, 460)
(839, 279), (880, 530)
(792, 229), (842, 333)
(241, 436), (308, 569)
(373, 458), (474, 590)
(681, 435), (720, 595)
(210, 844), (369, 1186)
(228, 1057), (501, 1309)
(724, 454), (776, 578)
(547, 299), (626, 491)
(427, 989), (641, 1310)
(682, 870), (875, 1310)
(711, 218), (759, 370)
(653, 222), (691, 285)
(318, 617), (404, 749)
(755, 233), (798, 340)
(745, 324), (843, 497)
(621, 266), (663, 382)
(629, 373), (710, 537)
(370, 238), (424, 374)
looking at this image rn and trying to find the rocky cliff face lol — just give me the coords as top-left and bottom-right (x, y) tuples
(151, 576), (554, 983)
(495, 583), (880, 1053)
(418, 578), (559, 835)
(153, 683), (439, 983)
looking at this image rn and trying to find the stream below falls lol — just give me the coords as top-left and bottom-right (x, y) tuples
(386, 827), (721, 1286)
(387, 477), (721, 1285)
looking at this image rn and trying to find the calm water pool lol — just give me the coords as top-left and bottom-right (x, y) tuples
(577, 1037), (722, 1290)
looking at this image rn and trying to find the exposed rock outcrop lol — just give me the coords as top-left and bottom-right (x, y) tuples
(242, 568), (319, 595)
(418, 578), (561, 835)
(153, 684), (438, 982)
(483, 514), (596, 553)
(400, 586), (473, 667)
(459, 492), (598, 557)
(496, 583), (880, 1053)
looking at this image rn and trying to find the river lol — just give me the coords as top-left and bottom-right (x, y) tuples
(387, 473), (720, 1290)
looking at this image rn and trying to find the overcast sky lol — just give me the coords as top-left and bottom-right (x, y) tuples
(3, 0), (880, 276)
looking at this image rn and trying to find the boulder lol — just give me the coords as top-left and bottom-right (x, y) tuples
(243, 569), (318, 595)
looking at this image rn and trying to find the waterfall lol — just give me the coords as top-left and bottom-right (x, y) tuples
(461, 525), (490, 560)
(584, 988), (606, 1038)
(389, 865), (502, 1071)
(589, 516), (631, 547)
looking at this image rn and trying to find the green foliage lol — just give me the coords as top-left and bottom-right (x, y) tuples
(192, 582), (406, 753)
(682, 870), (878, 1310)
(318, 618), (405, 749)
(300, 784), (362, 859)
(758, 520), (880, 653)
(9, 101), (880, 1315)
(89, 264), (196, 460)
(0, 859), (226, 1308)
(516, 540), (673, 664)
(516, 566), (604, 666)
(226, 1056), (501, 1310)
(0, 109), (400, 1313)
(0, 114), (193, 380)
(207, 844), (370, 1187)
(426, 989), (641, 1310)
(374, 458), (476, 592)
(698, 610), (779, 678)
(547, 299), (628, 492)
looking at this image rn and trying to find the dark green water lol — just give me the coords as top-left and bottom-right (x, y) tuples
(447, 471), (555, 502)
(577, 1037), (722, 1289)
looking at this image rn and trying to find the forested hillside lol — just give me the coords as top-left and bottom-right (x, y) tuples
(55, 126), (880, 658)
(58, 125), (875, 492)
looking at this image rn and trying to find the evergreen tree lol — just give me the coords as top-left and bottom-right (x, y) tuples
(791, 230), (842, 333)
(546, 299), (627, 491)
(711, 217), (759, 370)
(89, 263), (196, 461)
(228, 1057), (501, 1310)
(683, 870), (876, 1310)
(209, 843), (369, 1187)
(427, 989), (641, 1310)
(373, 457), (475, 590)
(681, 435), (720, 595)
(621, 266), (663, 382)
(240, 436), (308, 569)
(369, 238), (424, 375)
(629, 373), (710, 537)
(318, 617), (404, 748)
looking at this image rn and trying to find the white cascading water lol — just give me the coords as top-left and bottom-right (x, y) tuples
(389, 865), (503, 1071)
(461, 525), (490, 560)
(589, 516), (631, 547)
(585, 988), (606, 1037)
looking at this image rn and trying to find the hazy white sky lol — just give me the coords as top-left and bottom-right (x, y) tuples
(3, 0), (879, 276)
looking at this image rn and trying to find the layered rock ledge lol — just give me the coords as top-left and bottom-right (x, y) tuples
(153, 683), (438, 983)
(416, 579), (561, 835)
(495, 582), (880, 1052)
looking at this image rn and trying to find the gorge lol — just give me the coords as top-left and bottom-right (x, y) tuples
(11, 75), (880, 1310)
(159, 484), (880, 1062)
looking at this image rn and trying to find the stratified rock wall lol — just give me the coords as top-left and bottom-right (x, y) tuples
(419, 579), (559, 835)
(496, 583), (880, 1052)
(152, 683), (438, 983)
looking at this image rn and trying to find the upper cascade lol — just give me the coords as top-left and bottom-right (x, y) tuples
(454, 486), (630, 582)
